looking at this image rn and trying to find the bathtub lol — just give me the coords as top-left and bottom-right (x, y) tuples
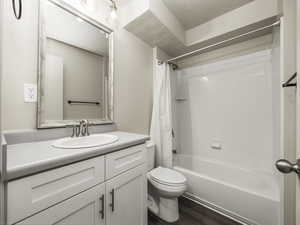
(174, 154), (280, 225)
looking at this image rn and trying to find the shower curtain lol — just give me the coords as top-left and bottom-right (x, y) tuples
(150, 61), (173, 168)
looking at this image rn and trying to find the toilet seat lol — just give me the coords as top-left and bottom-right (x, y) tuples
(148, 176), (186, 190)
(148, 167), (187, 187)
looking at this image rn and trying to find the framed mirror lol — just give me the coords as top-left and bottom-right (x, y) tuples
(37, 0), (114, 128)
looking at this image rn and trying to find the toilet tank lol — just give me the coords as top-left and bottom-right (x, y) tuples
(146, 141), (155, 171)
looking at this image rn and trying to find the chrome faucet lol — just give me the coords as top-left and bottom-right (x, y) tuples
(67, 120), (90, 137)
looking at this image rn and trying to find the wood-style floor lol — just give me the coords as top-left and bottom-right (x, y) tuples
(148, 197), (241, 225)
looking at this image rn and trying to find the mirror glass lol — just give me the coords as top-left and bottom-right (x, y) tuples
(38, 0), (113, 128)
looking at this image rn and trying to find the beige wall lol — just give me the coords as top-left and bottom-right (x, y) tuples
(1, 0), (153, 134)
(46, 39), (105, 121)
(114, 28), (153, 134)
(153, 47), (170, 61)
(1, 0), (39, 130)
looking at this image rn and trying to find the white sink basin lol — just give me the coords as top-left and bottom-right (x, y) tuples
(52, 134), (119, 149)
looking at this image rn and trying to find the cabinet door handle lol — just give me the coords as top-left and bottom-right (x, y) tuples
(99, 194), (105, 219)
(110, 189), (115, 212)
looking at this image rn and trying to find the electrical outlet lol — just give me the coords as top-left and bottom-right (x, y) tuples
(24, 83), (37, 103)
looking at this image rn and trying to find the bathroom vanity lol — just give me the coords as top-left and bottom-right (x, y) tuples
(2, 130), (149, 225)
(0, 0), (150, 224)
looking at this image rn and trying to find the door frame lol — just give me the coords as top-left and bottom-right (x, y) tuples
(0, 0), (4, 223)
(280, 1), (297, 224)
(296, 1), (300, 223)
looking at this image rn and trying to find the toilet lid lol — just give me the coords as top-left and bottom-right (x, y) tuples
(149, 167), (186, 186)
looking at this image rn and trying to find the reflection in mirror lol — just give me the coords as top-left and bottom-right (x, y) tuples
(38, 0), (113, 128)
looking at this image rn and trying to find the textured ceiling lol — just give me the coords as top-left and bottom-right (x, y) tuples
(161, 0), (253, 29)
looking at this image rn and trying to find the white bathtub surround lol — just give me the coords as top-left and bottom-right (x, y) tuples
(150, 60), (173, 168)
(173, 48), (281, 225)
(175, 49), (277, 172)
(175, 156), (280, 225)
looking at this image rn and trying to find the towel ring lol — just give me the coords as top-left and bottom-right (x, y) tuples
(12, 0), (22, 20)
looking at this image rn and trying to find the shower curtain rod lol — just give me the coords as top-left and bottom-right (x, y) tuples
(166, 20), (280, 63)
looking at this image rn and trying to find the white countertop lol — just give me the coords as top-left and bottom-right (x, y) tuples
(5, 131), (149, 181)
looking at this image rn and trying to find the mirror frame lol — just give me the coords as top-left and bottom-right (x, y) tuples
(37, 0), (114, 129)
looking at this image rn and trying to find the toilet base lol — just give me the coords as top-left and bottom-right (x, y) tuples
(158, 197), (179, 223)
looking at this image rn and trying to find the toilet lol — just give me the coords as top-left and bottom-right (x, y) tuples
(146, 141), (187, 223)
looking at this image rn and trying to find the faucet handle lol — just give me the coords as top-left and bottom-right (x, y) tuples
(79, 120), (86, 125)
(66, 124), (76, 138)
(86, 120), (90, 136)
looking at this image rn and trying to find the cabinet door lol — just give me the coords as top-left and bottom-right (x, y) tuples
(106, 165), (147, 225)
(16, 184), (106, 225)
(8, 156), (105, 224)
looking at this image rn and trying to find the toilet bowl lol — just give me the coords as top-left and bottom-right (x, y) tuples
(146, 141), (187, 223)
(147, 167), (187, 222)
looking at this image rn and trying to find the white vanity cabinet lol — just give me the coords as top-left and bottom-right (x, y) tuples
(106, 165), (147, 225)
(16, 183), (106, 225)
(7, 144), (147, 225)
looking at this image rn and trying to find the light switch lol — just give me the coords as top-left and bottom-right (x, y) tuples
(24, 83), (37, 103)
